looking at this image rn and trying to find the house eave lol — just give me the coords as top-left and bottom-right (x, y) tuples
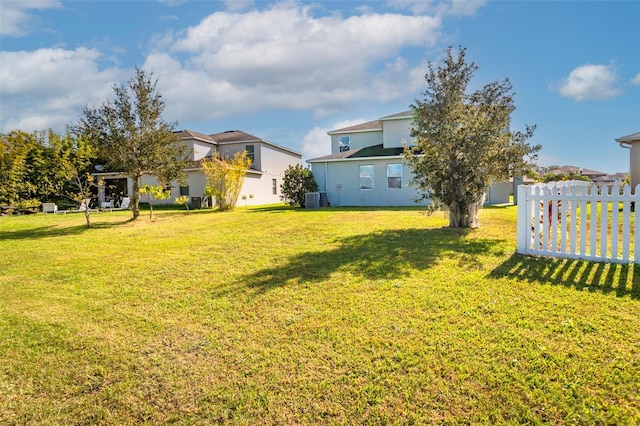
(328, 128), (382, 136)
(307, 154), (408, 164)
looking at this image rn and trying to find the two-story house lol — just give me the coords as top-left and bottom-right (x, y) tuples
(95, 129), (301, 207)
(307, 111), (428, 207)
(307, 110), (513, 207)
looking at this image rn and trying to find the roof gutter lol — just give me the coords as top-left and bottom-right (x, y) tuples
(618, 141), (632, 150)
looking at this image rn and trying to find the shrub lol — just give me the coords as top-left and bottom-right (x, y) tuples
(280, 164), (318, 207)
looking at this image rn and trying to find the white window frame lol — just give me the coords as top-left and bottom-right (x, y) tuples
(359, 165), (374, 190)
(387, 163), (402, 189)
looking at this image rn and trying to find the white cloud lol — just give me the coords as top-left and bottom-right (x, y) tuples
(0, 47), (125, 133)
(150, 3), (440, 121)
(0, 0), (61, 36)
(631, 73), (640, 85)
(388, 0), (487, 16)
(0, 2), (449, 134)
(301, 119), (366, 159)
(556, 64), (620, 101)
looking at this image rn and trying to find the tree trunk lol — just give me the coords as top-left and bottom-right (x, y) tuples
(132, 176), (141, 219)
(448, 202), (480, 228)
(83, 210), (92, 228)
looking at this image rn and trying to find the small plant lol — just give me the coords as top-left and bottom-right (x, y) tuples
(175, 195), (190, 211)
(140, 185), (171, 219)
(15, 198), (41, 214)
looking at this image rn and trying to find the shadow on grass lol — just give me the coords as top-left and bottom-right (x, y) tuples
(489, 254), (640, 299)
(218, 227), (507, 296)
(245, 205), (431, 214)
(0, 217), (135, 240)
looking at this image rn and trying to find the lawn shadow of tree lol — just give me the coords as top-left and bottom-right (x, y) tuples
(489, 254), (640, 300)
(217, 227), (507, 297)
(0, 218), (135, 240)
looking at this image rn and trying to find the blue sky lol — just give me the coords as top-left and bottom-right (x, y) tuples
(1, 0), (638, 173)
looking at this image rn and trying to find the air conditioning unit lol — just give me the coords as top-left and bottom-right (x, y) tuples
(305, 192), (320, 209)
(319, 191), (329, 207)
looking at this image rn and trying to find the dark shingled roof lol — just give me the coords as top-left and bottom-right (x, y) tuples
(174, 130), (216, 143)
(209, 130), (262, 143)
(308, 144), (407, 162)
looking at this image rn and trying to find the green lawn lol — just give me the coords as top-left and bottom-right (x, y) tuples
(0, 205), (638, 424)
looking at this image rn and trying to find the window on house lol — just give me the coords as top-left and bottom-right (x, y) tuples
(387, 164), (402, 189)
(359, 165), (374, 190)
(339, 136), (350, 152)
(179, 185), (189, 196)
(246, 145), (255, 163)
(272, 178), (277, 195)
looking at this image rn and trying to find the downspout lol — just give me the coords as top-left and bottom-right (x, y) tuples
(325, 161), (328, 192)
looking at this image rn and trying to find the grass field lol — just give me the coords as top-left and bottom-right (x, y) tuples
(1, 205), (638, 424)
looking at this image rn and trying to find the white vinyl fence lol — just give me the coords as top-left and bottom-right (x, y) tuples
(517, 181), (639, 264)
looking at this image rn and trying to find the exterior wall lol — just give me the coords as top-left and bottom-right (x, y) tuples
(191, 140), (215, 161)
(311, 158), (429, 207)
(631, 141), (640, 190)
(331, 130), (382, 153)
(140, 141), (301, 207)
(219, 142), (262, 170)
(382, 117), (413, 148)
(485, 182), (511, 204)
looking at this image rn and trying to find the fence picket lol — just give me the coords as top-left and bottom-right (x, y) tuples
(516, 181), (638, 264)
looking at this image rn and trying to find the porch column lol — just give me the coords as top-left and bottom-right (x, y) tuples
(98, 182), (105, 204)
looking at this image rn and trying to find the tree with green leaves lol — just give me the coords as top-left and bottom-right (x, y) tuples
(73, 67), (188, 219)
(1, 130), (80, 209)
(201, 151), (251, 211)
(140, 185), (170, 220)
(280, 164), (318, 208)
(404, 46), (539, 228)
(0, 130), (33, 206)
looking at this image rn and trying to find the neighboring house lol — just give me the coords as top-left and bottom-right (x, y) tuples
(543, 165), (629, 188)
(544, 165), (608, 180)
(307, 111), (512, 207)
(615, 132), (640, 190)
(95, 130), (301, 207)
(307, 111), (425, 207)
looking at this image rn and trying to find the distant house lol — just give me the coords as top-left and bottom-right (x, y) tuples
(95, 130), (301, 207)
(544, 165), (608, 180)
(542, 165), (629, 188)
(307, 111), (512, 207)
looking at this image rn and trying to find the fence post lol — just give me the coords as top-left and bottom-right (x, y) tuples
(516, 185), (528, 255)
(633, 184), (640, 265)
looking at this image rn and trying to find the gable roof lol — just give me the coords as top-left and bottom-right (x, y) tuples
(176, 129), (301, 157)
(327, 110), (413, 135)
(328, 119), (382, 135)
(379, 110), (413, 120)
(175, 130), (217, 144)
(210, 130), (262, 144)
